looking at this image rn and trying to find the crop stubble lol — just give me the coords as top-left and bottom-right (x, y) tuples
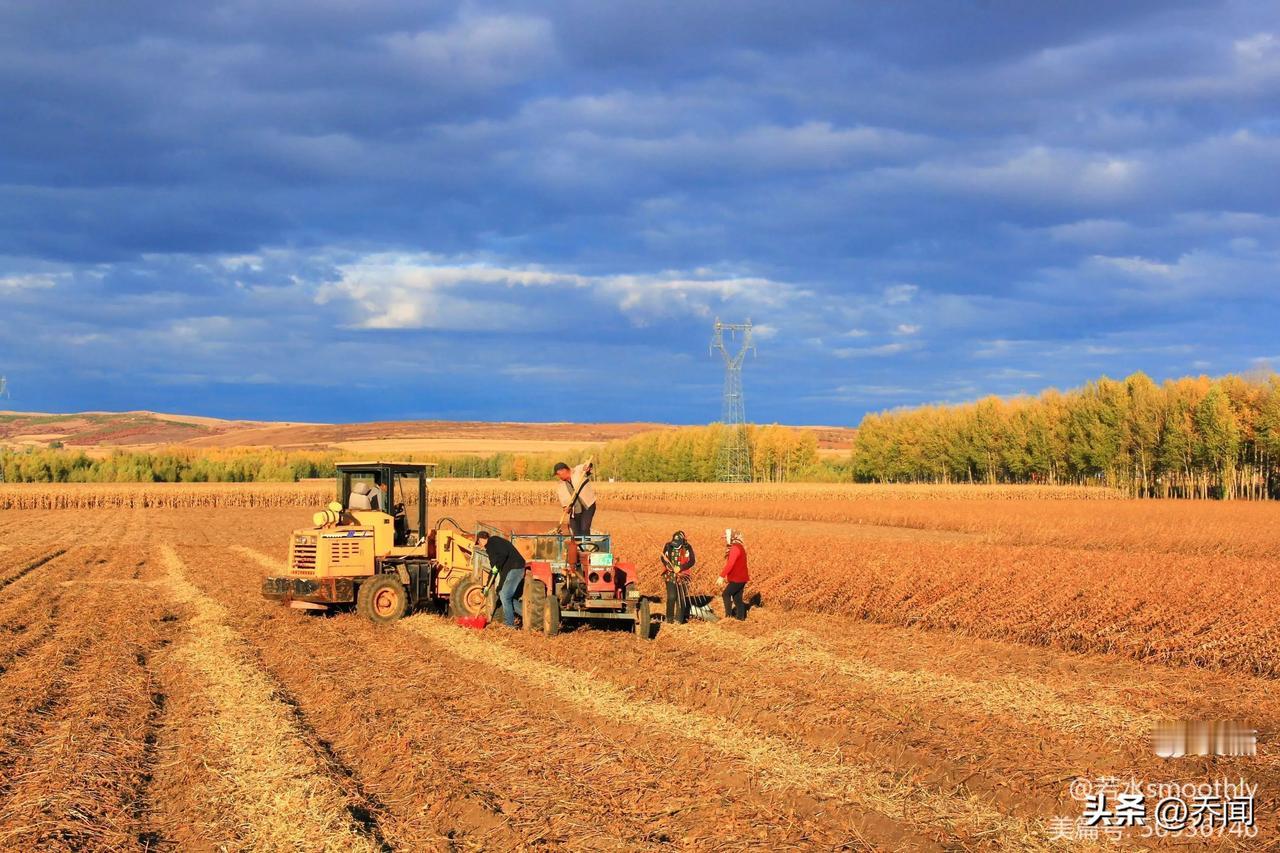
(1, 491), (1279, 849)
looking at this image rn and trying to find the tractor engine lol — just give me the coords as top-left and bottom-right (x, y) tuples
(565, 537), (633, 606)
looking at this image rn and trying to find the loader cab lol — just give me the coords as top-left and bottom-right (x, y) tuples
(336, 462), (432, 547)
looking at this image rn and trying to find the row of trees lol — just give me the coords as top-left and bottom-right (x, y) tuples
(852, 372), (1280, 498)
(0, 447), (507, 483)
(499, 424), (833, 482)
(1, 424), (837, 484)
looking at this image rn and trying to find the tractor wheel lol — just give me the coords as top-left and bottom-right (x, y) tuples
(523, 578), (547, 632)
(357, 574), (408, 625)
(543, 594), (561, 636)
(634, 597), (652, 640)
(449, 576), (491, 618)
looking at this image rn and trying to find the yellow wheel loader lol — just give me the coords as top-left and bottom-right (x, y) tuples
(260, 462), (493, 623)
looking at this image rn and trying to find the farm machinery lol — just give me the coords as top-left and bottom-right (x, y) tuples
(260, 462), (655, 637)
(260, 462), (489, 623)
(476, 521), (652, 639)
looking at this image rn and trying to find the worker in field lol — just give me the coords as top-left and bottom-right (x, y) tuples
(661, 530), (696, 624)
(553, 459), (596, 536)
(716, 529), (749, 621)
(475, 531), (526, 628)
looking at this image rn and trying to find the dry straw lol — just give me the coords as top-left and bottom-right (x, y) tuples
(0, 480), (1118, 510)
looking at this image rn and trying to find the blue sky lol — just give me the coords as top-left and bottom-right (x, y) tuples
(2, 1), (1278, 425)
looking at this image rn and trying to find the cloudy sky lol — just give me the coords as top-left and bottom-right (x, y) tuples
(2, 1), (1278, 424)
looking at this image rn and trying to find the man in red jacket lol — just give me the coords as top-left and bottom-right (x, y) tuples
(716, 529), (749, 621)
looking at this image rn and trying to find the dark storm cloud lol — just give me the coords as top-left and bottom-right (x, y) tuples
(1, 0), (1278, 422)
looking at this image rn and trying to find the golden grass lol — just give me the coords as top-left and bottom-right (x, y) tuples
(158, 546), (377, 852)
(0, 480), (1118, 510)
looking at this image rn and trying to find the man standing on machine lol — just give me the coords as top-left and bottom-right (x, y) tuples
(553, 459), (596, 536)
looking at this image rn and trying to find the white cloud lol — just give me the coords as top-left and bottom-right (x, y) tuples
(1090, 254), (1178, 278)
(0, 273), (61, 291)
(383, 14), (558, 88)
(1027, 245), (1280, 307)
(987, 368), (1041, 380)
(1046, 218), (1133, 246)
(894, 323), (921, 335)
(826, 384), (915, 398)
(833, 341), (917, 358)
(889, 146), (1147, 206)
(500, 364), (587, 380)
(974, 339), (1031, 358)
(1232, 32), (1280, 87)
(316, 254), (802, 330)
(883, 283), (917, 304)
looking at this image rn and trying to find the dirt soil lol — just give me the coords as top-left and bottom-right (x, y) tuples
(0, 506), (1272, 850)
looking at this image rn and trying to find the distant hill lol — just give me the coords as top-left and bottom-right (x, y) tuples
(0, 411), (855, 458)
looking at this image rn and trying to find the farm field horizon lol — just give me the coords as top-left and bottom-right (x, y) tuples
(8, 0), (1279, 848)
(0, 409), (858, 459)
(0, 482), (1275, 849)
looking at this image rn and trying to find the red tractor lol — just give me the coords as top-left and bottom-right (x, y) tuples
(475, 522), (653, 638)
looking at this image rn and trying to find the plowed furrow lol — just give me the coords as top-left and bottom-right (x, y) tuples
(404, 614), (1042, 847)
(0, 548), (68, 592)
(0, 512), (167, 850)
(207, 544), (921, 850)
(153, 545), (380, 852)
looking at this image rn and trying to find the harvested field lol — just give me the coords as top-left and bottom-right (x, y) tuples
(0, 480), (1117, 510)
(0, 486), (1275, 849)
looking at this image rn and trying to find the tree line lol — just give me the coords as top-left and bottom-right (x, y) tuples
(851, 371), (1280, 498)
(1, 424), (840, 484)
(500, 424), (836, 483)
(0, 447), (506, 484)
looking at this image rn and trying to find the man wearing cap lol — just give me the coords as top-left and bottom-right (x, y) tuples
(553, 459), (596, 536)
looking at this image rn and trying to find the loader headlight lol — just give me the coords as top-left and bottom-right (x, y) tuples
(296, 535), (313, 546)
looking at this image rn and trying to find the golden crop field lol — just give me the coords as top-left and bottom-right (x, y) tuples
(0, 479), (1117, 510)
(0, 482), (1274, 849)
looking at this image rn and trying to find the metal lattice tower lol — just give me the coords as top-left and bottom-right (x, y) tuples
(710, 319), (755, 482)
(0, 377), (7, 399)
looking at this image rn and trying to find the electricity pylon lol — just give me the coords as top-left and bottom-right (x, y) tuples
(710, 319), (755, 482)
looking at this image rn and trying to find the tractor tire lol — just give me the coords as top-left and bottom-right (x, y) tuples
(543, 594), (561, 636)
(634, 597), (652, 640)
(523, 578), (547, 633)
(449, 576), (491, 619)
(357, 574), (408, 625)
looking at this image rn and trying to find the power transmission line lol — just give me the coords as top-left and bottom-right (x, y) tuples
(710, 319), (755, 483)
